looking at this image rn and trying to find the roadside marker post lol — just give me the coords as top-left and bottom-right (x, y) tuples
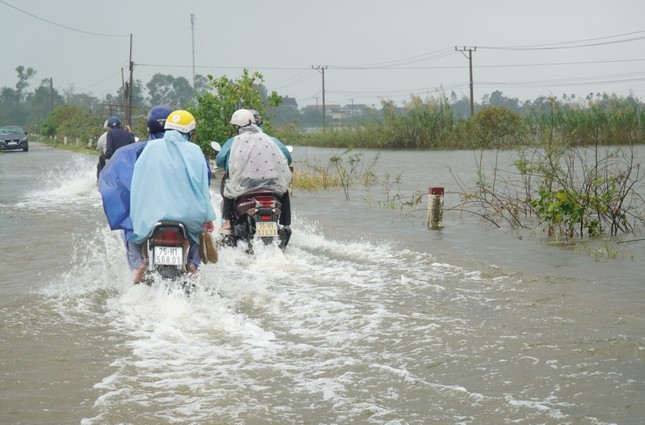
(427, 186), (444, 229)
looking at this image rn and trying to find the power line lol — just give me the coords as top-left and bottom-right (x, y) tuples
(479, 73), (645, 89)
(271, 69), (317, 91)
(331, 48), (455, 69)
(480, 29), (645, 50)
(0, 0), (129, 37)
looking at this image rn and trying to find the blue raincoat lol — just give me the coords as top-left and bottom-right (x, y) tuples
(129, 130), (216, 244)
(98, 141), (148, 241)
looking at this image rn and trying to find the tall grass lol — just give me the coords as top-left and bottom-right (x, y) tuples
(276, 95), (645, 150)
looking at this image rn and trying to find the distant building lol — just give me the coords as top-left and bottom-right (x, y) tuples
(303, 103), (373, 121)
(281, 96), (298, 110)
(303, 104), (342, 118)
(342, 103), (369, 117)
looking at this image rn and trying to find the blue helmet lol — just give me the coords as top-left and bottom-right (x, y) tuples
(106, 116), (121, 128)
(146, 105), (173, 137)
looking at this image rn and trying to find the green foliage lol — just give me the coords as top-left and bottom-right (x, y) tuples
(292, 150), (378, 198)
(365, 96), (456, 149)
(329, 150), (379, 200)
(472, 106), (524, 148)
(292, 158), (340, 191)
(524, 95), (645, 147)
(456, 138), (643, 241)
(192, 69), (282, 154)
(531, 188), (586, 239)
(38, 104), (103, 142)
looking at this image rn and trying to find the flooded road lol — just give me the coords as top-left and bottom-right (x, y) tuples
(1, 142), (643, 424)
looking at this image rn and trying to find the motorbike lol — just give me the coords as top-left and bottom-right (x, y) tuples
(225, 190), (291, 251)
(141, 220), (195, 290)
(211, 141), (292, 252)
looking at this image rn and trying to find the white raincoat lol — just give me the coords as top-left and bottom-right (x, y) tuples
(224, 125), (292, 198)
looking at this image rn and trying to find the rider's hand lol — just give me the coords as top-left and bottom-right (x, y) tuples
(203, 221), (214, 232)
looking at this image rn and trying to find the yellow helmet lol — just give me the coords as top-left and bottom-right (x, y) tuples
(164, 110), (196, 134)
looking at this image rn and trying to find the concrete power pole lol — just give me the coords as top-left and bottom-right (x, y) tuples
(312, 65), (328, 130)
(127, 33), (134, 127)
(49, 78), (54, 113)
(191, 14), (196, 89)
(455, 46), (476, 117)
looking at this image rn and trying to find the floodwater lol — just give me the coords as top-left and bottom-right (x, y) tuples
(1, 142), (643, 425)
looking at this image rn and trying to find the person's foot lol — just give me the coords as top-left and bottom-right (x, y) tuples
(133, 263), (147, 284)
(187, 263), (198, 274)
(219, 221), (232, 235)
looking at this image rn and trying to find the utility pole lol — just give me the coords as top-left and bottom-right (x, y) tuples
(312, 65), (328, 130)
(191, 14), (196, 89)
(49, 78), (54, 113)
(127, 33), (134, 128)
(455, 46), (476, 117)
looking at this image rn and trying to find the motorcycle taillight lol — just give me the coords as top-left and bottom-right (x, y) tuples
(152, 229), (184, 245)
(255, 196), (276, 207)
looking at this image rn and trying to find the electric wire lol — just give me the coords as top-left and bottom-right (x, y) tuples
(480, 29), (645, 50)
(0, 0), (129, 37)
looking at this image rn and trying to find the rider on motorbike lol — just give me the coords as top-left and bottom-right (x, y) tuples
(129, 110), (216, 277)
(104, 116), (136, 161)
(216, 109), (292, 235)
(99, 105), (174, 283)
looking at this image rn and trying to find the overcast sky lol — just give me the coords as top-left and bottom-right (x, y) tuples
(2, 0), (645, 108)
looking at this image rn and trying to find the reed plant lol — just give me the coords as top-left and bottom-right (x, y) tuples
(291, 157), (341, 191)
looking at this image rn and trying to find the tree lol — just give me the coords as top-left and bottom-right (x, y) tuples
(146, 73), (197, 109)
(192, 69), (282, 153)
(38, 104), (103, 141)
(472, 106), (523, 148)
(193, 74), (210, 95)
(15, 65), (36, 102)
(484, 90), (521, 113)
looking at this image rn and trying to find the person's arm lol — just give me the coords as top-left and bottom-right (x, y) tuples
(97, 132), (107, 152)
(272, 137), (292, 164)
(204, 156), (212, 184)
(105, 131), (114, 159)
(215, 138), (234, 171)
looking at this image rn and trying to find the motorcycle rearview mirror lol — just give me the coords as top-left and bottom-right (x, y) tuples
(210, 141), (221, 152)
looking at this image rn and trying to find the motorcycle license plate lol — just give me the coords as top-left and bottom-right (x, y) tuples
(154, 246), (183, 265)
(256, 221), (278, 237)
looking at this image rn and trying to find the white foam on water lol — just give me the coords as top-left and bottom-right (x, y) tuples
(15, 154), (100, 213)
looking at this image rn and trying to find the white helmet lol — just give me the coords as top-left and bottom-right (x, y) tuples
(230, 109), (255, 128)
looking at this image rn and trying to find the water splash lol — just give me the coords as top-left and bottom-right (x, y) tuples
(15, 154), (100, 212)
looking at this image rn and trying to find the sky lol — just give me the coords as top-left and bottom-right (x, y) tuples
(2, 0), (645, 109)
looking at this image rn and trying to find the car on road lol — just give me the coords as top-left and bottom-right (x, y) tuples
(0, 125), (29, 152)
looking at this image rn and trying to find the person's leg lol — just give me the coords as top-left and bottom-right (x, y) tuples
(279, 191), (291, 226)
(220, 173), (234, 232)
(221, 197), (234, 232)
(186, 240), (200, 273)
(123, 234), (146, 283)
(96, 154), (106, 180)
(219, 172), (227, 197)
